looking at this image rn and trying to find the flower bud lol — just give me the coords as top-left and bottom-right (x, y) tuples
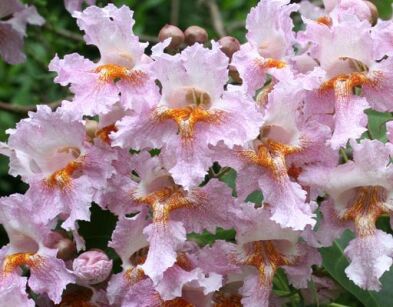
(365, 1), (378, 26)
(73, 250), (113, 285)
(218, 36), (240, 59)
(158, 24), (185, 50)
(184, 25), (208, 46)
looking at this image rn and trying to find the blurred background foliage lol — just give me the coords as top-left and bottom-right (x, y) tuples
(1, 1), (393, 306)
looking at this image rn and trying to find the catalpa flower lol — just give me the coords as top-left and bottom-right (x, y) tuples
(108, 153), (236, 285)
(113, 41), (262, 189)
(50, 4), (158, 117)
(301, 139), (393, 290)
(0, 194), (75, 303)
(0, 106), (114, 229)
(198, 204), (321, 307)
(0, 0), (44, 64)
(231, 0), (298, 95)
(213, 75), (335, 230)
(107, 209), (221, 305)
(299, 14), (393, 148)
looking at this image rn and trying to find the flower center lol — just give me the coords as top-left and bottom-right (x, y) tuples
(341, 186), (388, 237)
(154, 106), (224, 139)
(2, 253), (39, 274)
(96, 124), (118, 144)
(162, 298), (193, 307)
(239, 139), (301, 179)
(167, 86), (212, 109)
(45, 159), (84, 190)
(242, 241), (293, 285)
(95, 64), (147, 86)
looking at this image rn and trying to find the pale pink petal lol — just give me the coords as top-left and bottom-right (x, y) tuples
(246, 0), (298, 59)
(329, 94), (369, 150)
(345, 230), (393, 290)
(0, 275), (34, 307)
(28, 247), (75, 304)
(140, 221), (187, 284)
(364, 58), (393, 112)
(283, 243), (322, 288)
(171, 179), (236, 233)
(64, 0), (95, 13)
(240, 273), (271, 307)
(108, 209), (149, 266)
(0, 22), (25, 64)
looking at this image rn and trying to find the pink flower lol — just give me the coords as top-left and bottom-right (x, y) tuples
(213, 75), (334, 230)
(113, 42), (263, 189)
(300, 14), (393, 148)
(0, 194), (75, 303)
(231, 0), (298, 95)
(1, 106), (115, 229)
(301, 139), (393, 290)
(0, 0), (44, 64)
(49, 4), (158, 117)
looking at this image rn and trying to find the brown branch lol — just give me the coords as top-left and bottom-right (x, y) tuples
(0, 100), (62, 114)
(204, 0), (226, 38)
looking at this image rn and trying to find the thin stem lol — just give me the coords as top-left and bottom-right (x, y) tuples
(0, 100), (62, 114)
(204, 0), (226, 37)
(170, 0), (180, 26)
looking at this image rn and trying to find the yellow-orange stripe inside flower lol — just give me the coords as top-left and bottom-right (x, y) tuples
(96, 124), (118, 144)
(320, 72), (378, 98)
(239, 139), (301, 179)
(134, 187), (198, 224)
(242, 241), (293, 285)
(316, 16), (332, 26)
(155, 106), (224, 139)
(341, 186), (388, 237)
(95, 64), (147, 86)
(2, 253), (38, 274)
(46, 159), (83, 190)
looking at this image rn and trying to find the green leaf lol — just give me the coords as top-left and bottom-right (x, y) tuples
(320, 230), (393, 307)
(366, 109), (393, 142)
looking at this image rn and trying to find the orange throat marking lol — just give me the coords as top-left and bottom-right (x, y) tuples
(243, 241), (293, 285)
(320, 72), (378, 99)
(95, 64), (147, 87)
(96, 124), (118, 144)
(239, 139), (302, 179)
(154, 106), (224, 140)
(255, 58), (286, 71)
(341, 186), (388, 237)
(316, 16), (332, 26)
(45, 159), (84, 190)
(133, 187), (195, 224)
(2, 253), (39, 274)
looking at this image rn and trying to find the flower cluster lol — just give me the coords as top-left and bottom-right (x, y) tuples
(1, 0), (393, 305)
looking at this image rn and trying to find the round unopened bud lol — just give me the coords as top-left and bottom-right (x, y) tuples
(158, 24), (185, 50)
(73, 250), (113, 285)
(218, 36), (240, 59)
(46, 231), (77, 261)
(365, 1), (378, 26)
(184, 25), (208, 46)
